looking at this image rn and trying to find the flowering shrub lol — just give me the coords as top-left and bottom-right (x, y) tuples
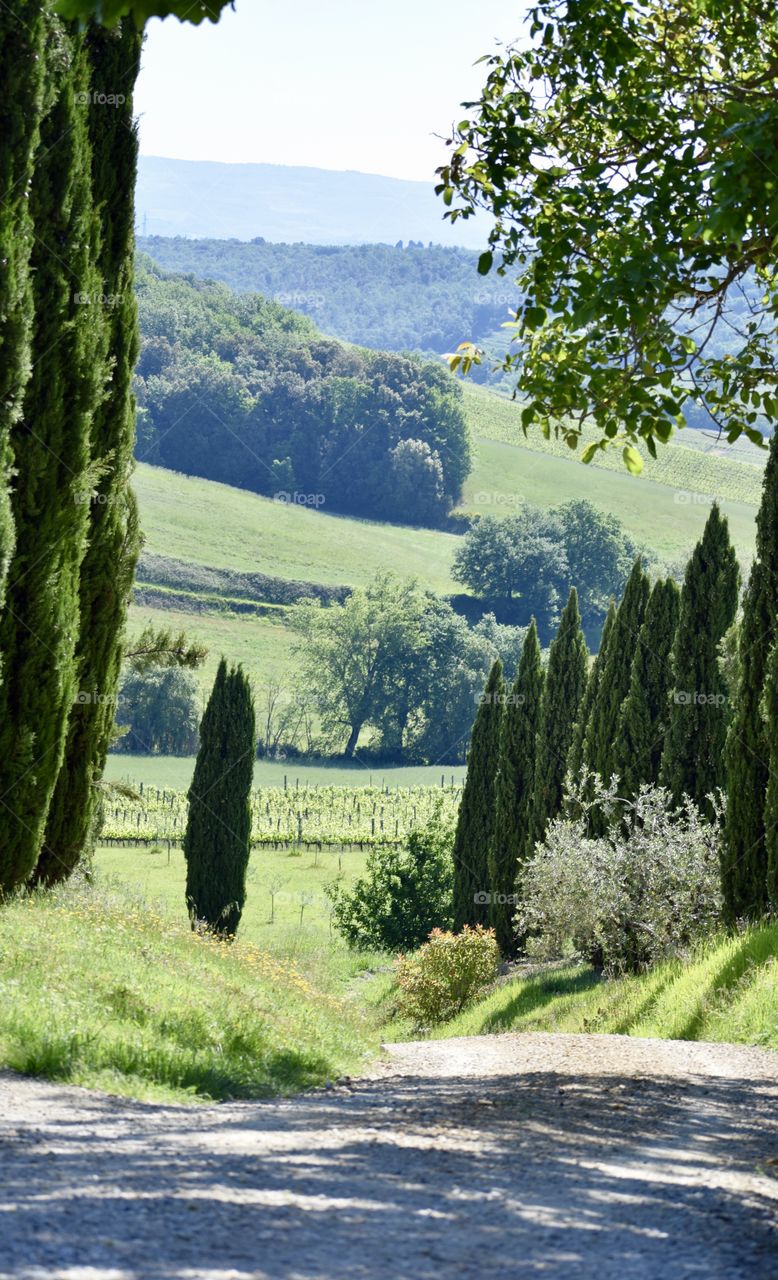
(517, 775), (723, 974)
(395, 925), (500, 1026)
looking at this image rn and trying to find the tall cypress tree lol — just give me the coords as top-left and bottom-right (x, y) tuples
(452, 658), (504, 930)
(0, 26), (102, 894)
(581, 559), (650, 786)
(660, 505), (739, 815)
(616, 577), (680, 800)
(489, 620), (544, 954)
(184, 659), (255, 936)
(724, 432), (778, 919)
(568, 600), (615, 779)
(532, 589), (589, 844)
(0, 2), (48, 633)
(763, 638), (778, 911)
(35, 19), (144, 887)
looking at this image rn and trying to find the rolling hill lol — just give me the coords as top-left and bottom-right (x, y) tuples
(128, 384), (761, 707)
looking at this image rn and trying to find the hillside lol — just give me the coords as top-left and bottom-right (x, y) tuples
(137, 235), (513, 355)
(128, 381), (761, 705)
(135, 257), (470, 527)
(135, 156), (493, 248)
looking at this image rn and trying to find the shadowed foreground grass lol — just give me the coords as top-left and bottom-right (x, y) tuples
(430, 926), (778, 1049)
(0, 879), (381, 1103)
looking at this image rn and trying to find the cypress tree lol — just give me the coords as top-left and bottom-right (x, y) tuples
(724, 431), (778, 919)
(763, 638), (778, 911)
(660, 505), (739, 815)
(532, 589), (589, 844)
(452, 658), (504, 930)
(184, 659), (256, 936)
(0, 2), (48, 632)
(0, 26), (103, 894)
(581, 560), (650, 787)
(35, 19), (144, 887)
(489, 620), (544, 954)
(568, 600), (616, 779)
(616, 578), (680, 800)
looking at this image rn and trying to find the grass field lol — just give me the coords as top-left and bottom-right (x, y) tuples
(0, 876), (384, 1103)
(133, 387), (761, 605)
(428, 926), (778, 1051)
(134, 463), (460, 594)
(462, 435), (759, 565)
(94, 841), (372, 964)
(127, 600), (295, 698)
(105, 754), (467, 790)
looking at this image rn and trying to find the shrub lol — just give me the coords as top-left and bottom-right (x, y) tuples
(517, 774), (723, 974)
(395, 925), (500, 1026)
(328, 805), (454, 952)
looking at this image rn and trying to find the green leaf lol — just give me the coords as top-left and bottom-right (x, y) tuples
(581, 441), (600, 464)
(622, 445), (644, 476)
(477, 251), (494, 276)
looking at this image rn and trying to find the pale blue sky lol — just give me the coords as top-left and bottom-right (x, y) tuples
(136, 1), (526, 182)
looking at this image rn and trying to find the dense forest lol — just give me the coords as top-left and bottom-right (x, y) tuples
(135, 256), (471, 525)
(137, 236), (512, 358)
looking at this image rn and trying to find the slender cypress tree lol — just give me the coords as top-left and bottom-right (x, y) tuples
(452, 659), (504, 930)
(568, 600), (615, 779)
(489, 620), (544, 954)
(724, 431), (778, 919)
(660, 505), (739, 815)
(36, 19), (144, 886)
(581, 560), (650, 791)
(616, 578), (680, 800)
(532, 589), (589, 844)
(763, 638), (778, 911)
(0, 2), (47, 633)
(0, 27), (102, 894)
(184, 659), (255, 936)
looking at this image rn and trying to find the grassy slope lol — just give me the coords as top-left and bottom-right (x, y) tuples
(134, 388), (760, 596)
(129, 388), (760, 697)
(127, 600), (293, 698)
(134, 463), (460, 593)
(0, 878), (383, 1103)
(429, 926), (778, 1052)
(462, 385), (760, 564)
(94, 841), (374, 974)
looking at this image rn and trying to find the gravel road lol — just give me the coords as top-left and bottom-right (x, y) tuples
(1, 1032), (777, 1279)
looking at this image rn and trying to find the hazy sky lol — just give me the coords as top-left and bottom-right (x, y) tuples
(136, 1), (525, 182)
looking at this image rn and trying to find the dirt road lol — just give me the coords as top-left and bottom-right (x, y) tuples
(1, 1032), (777, 1278)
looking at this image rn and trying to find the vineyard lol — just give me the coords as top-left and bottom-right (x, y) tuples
(102, 781), (462, 849)
(464, 384), (765, 506)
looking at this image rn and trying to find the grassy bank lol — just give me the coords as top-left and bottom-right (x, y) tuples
(0, 878), (385, 1103)
(429, 926), (778, 1051)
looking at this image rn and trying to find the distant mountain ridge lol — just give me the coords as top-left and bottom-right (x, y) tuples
(135, 155), (492, 248)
